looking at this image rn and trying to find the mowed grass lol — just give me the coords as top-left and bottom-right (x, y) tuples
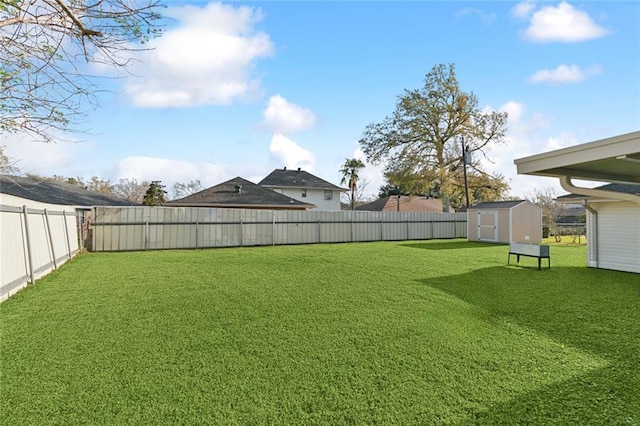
(1, 240), (639, 424)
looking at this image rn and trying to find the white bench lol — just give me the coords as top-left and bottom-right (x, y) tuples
(508, 243), (550, 269)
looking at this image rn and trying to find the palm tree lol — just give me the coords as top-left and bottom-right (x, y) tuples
(339, 158), (365, 210)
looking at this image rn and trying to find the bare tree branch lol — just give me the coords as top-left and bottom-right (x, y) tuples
(1, 0), (163, 142)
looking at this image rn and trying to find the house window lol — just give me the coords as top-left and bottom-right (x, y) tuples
(301, 189), (307, 198)
(324, 190), (333, 201)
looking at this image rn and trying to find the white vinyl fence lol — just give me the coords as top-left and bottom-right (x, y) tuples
(1, 198), (80, 301)
(91, 206), (467, 251)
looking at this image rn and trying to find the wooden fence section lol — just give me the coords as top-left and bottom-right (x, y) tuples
(1, 203), (79, 301)
(91, 206), (467, 251)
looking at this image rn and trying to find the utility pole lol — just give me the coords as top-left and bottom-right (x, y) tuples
(461, 136), (471, 209)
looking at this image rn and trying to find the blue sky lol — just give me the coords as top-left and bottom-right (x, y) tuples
(4, 1), (640, 199)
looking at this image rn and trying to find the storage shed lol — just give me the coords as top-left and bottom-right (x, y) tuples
(467, 200), (542, 244)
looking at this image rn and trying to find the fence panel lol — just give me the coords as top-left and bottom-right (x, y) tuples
(91, 206), (467, 252)
(1, 200), (79, 301)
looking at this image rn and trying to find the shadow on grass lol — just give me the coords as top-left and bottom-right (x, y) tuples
(400, 240), (503, 250)
(468, 363), (639, 424)
(417, 265), (640, 423)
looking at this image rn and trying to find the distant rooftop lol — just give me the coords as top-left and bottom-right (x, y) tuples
(355, 196), (447, 212)
(0, 175), (137, 207)
(259, 168), (346, 191)
(165, 177), (315, 210)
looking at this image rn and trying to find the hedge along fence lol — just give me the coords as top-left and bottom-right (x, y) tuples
(91, 206), (467, 252)
(1, 203), (79, 301)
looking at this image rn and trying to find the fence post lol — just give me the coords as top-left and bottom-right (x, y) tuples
(351, 215), (354, 242)
(195, 220), (199, 249)
(22, 206), (35, 284)
(63, 210), (72, 258)
(239, 219), (243, 246)
(406, 218), (410, 241)
(44, 209), (57, 270)
(144, 220), (149, 250)
(317, 220), (321, 243)
(272, 211), (276, 246)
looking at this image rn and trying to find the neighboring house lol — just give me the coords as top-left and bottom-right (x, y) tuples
(355, 195), (450, 212)
(515, 130), (640, 274)
(467, 200), (542, 244)
(165, 177), (315, 210)
(258, 168), (347, 211)
(556, 204), (586, 225)
(0, 174), (136, 207)
(0, 174), (137, 252)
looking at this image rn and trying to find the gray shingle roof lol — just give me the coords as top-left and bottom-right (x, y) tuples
(165, 177), (315, 209)
(355, 196), (446, 212)
(0, 175), (137, 206)
(469, 200), (527, 210)
(258, 168), (346, 191)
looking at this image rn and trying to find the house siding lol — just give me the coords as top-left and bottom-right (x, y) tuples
(594, 201), (640, 273)
(280, 188), (341, 211)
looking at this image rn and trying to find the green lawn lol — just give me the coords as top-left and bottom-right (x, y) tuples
(1, 240), (639, 424)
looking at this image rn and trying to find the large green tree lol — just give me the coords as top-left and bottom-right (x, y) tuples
(0, 0), (162, 143)
(382, 163), (510, 208)
(359, 63), (509, 211)
(143, 180), (167, 206)
(339, 158), (365, 210)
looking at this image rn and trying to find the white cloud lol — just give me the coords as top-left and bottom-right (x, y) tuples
(115, 156), (265, 191)
(529, 64), (602, 84)
(1, 133), (94, 177)
(268, 134), (315, 171)
(522, 1), (607, 43)
(473, 101), (563, 198)
(456, 8), (497, 25)
(511, 1), (536, 19)
(259, 95), (317, 134)
(544, 133), (579, 151)
(124, 2), (274, 108)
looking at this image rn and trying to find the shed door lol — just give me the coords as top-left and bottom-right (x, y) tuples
(477, 211), (498, 242)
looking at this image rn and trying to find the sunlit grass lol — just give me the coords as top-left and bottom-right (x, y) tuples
(1, 240), (638, 424)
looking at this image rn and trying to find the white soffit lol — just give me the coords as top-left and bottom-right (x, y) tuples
(514, 131), (640, 184)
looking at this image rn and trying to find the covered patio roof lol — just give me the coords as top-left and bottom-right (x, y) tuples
(514, 131), (640, 184)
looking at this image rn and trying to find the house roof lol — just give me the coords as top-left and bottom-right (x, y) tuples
(258, 168), (347, 191)
(469, 200), (528, 210)
(556, 183), (640, 201)
(355, 196), (447, 212)
(0, 175), (137, 207)
(514, 130), (640, 184)
(165, 177), (315, 210)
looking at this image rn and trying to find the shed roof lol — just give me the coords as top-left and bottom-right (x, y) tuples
(0, 174), (137, 206)
(165, 177), (315, 210)
(469, 200), (527, 210)
(259, 168), (346, 191)
(514, 130), (640, 184)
